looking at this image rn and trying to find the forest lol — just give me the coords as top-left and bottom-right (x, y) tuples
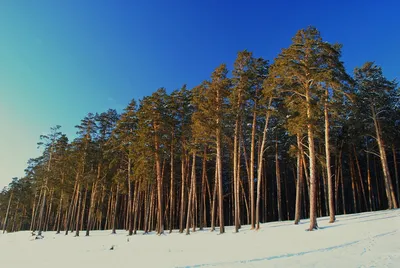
(1, 26), (399, 236)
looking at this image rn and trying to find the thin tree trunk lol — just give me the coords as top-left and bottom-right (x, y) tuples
(11, 201), (19, 232)
(216, 125), (224, 234)
(169, 141), (175, 233)
(275, 138), (282, 221)
(239, 176), (249, 225)
(249, 109), (257, 229)
(45, 189), (54, 231)
(350, 153), (358, 213)
(324, 90), (335, 223)
(306, 87), (318, 231)
(186, 152), (196, 235)
(372, 106), (398, 208)
(154, 129), (164, 234)
(294, 134), (304, 224)
(56, 189), (64, 234)
(133, 180), (141, 235)
(354, 146), (368, 210)
(233, 113), (240, 232)
(211, 161), (218, 232)
(37, 180), (48, 236)
(2, 192), (13, 234)
(256, 99), (272, 230)
(111, 184), (119, 234)
(179, 150), (186, 233)
(200, 147), (207, 230)
(126, 158), (133, 235)
(392, 145), (399, 204)
(74, 183), (82, 237)
(65, 178), (78, 235)
(80, 185), (88, 232)
(30, 190), (40, 231)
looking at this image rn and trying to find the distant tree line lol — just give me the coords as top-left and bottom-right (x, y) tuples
(1, 26), (399, 235)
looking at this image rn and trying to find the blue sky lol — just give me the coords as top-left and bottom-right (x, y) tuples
(0, 0), (399, 188)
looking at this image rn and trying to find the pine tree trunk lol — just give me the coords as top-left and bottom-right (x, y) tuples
(256, 99), (272, 230)
(45, 189), (54, 231)
(275, 138), (282, 221)
(350, 153), (358, 213)
(211, 161), (217, 231)
(193, 157), (198, 233)
(233, 114), (240, 232)
(56, 189), (64, 234)
(11, 201), (19, 232)
(250, 109), (257, 229)
(80, 185), (88, 231)
(154, 128), (164, 234)
(354, 146), (368, 210)
(186, 152), (196, 235)
(322, 168), (328, 216)
(372, 106), (398, 208)
(169, 141), (175, 233)
(2, 192), (13, 234)
(74, 183), (82, 237)
(392, 145), (399, 204)
(143, 185), (150, 233)
(133, 181), (140, 235)
(111, 184), (119, 234)
(86, 180), (97, 236)
(127, 158), (133, 235)
(239, 177), (249, 225)
(30, 190), (40, 231)
(199, 147), (207, 230)
(216, 130), (224, 234)
(65, 179), (78, 235)
(179, 149), (186, 233)
(37, 180), (48, 236)
(324, 95), (335, 223)
(306, 87), (318, 231)
(294, 134), (304, 224)
(367, 158), (374, 211)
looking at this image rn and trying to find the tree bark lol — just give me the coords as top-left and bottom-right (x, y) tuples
(249, 109), (257, 229)
(211, 161), (217, 231)
(324, 93), (335, 223)
(186, 152), (196, 235)
(275, 138), (282, 221)
(179, 149), (186, 233)
(294, 134), (304, 224)
(216, 122), (224, 234)
(256, 99), (272, 230)
(111, 184), (119, 234)
(306, 86), (318, 231)
(199, 147), (207, 230)
(169, 140), (175, 233)
(392, 145), (399, 204)
(2, 192), (13, 234)
(354, 146), (368, 210)
(372, 105), (398, 208)
(74, 183), (82, 237)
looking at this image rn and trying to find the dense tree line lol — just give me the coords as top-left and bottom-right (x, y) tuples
(1, 27), (399, 235)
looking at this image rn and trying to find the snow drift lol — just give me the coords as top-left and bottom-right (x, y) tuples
(1, 209), (399, 267)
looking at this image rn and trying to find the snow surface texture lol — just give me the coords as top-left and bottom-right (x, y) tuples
(1, 209), (399, 268)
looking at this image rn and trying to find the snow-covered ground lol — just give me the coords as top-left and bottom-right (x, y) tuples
(1, 209), (399, 268)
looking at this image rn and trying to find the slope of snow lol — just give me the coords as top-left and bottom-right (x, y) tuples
(1, 209), (399, 267)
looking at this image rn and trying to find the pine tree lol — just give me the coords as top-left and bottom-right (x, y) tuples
(354, 62), (399, 209)
(266, 26), (348, 230)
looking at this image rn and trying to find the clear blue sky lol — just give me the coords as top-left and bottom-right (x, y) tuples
(0, 0), (399, 188)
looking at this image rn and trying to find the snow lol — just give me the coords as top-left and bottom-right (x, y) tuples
(1, 209), (399, 267)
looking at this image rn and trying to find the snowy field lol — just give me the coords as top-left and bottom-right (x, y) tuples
(1, 209), (399, 268)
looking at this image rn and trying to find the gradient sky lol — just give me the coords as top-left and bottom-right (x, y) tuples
(0, 0), (399, 188)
